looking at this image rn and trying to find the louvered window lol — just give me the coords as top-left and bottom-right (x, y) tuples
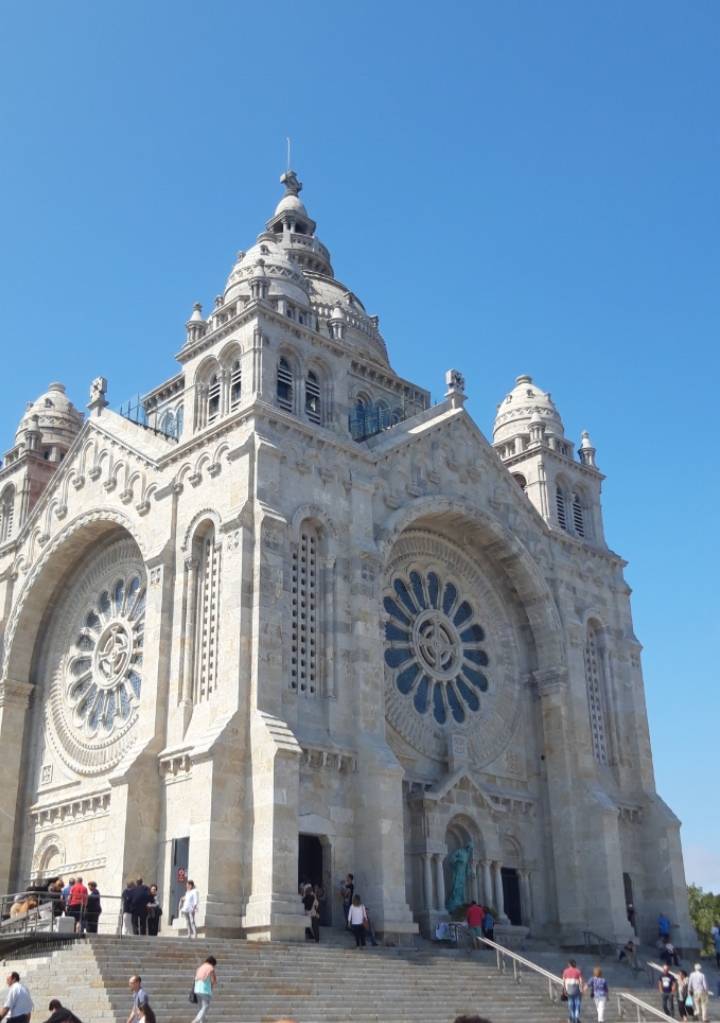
(0, 487), (14, 543)
(207, 374), (220, 423)
(573, 495), (585, 537)
(195, 529), (220, 701)
(230, 359), (242, 411)
(556, 487), (568, 531)
(585, 625), (609, 765)
(277, 357), (293, 412)
(305, 371), (321, 424)
(291, 527), (318, 696)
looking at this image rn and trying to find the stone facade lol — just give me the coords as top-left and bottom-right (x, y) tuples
(0, 171), (694, 946)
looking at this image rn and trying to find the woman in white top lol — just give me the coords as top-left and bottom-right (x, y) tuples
(347, 894), (368, 948)
(180, 880), (199, 938)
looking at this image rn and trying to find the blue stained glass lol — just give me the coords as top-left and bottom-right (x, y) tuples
(413, 676), (430, 714)
(104, 691), (115, 730)
(385, 647), (414, 669)
(128, 671), (142, 697)
(85, 611), (100, 631)
(99, 590), (111, 616)
(88, 691), (104, 730)
(453, 601), (473, 627)
(383, 596), (411, 626)
(464, 648), (489, 666)
(394, 579), (417, 616)
(385, 622), (410, 642)
(460, 623), (485, 643)
(456, 677), (480, 711)
(396, 663), (420, 694)
(77, 684), (97, 719)
(432, 683), (447, 724)
(462, 666), (489, 691)
(427, 572), (440, 608)
(446, 681), (465, 723)
(70, 656), (92, 678)
(442, 582), (457, 615)
(114, 579), (125, 613)
(119, 687), (131, 719)
(410, 571), (427, 610)
(132, 591), (146, 620)
(70, 676), (92, 700)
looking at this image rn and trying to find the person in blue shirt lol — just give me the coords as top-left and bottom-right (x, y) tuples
(658, 912), (671, 940)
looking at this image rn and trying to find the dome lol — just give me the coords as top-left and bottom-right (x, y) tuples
(15, 382), (84, 448)
(223, 238), (310, 307)
(274, 193), (308, 217)
(493, 374), (564, 444)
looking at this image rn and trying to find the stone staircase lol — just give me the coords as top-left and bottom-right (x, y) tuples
(3, 932), (688, 1023)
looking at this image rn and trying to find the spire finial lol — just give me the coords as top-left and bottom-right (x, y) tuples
(280, 167), (302, 197)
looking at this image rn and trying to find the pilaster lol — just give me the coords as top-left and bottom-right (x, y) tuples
(0, 677), (33, 891)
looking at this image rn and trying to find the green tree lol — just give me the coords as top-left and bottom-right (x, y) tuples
(687, 884), (720, 954)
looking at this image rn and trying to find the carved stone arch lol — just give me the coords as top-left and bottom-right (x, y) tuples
(182, 508), (222, 552)
(500, 832), (524, 869)
(379, 493), (566, 674)
(211, 441), (231, 467)
(95, 448), (112, 479)
(79, 437), (97, 476)
(32, 832), (67, 876)
(2, 510), (149, 762)
(194, 353), (221, 385)
(217, 338), (242, 366)
(290, 503), (339, 544)
(126, 470), (143, 497)
(446, 812), (486, 860)
(174, 461), (193, 489)
(192, 452), (212, 481)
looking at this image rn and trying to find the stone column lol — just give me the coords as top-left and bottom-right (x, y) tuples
(519, 870), (532, 925)
(423, 854), (434, 912)
(434, 854), (446, 912)
(0, 678), (33, 892)
(482, 859), (493, 907)
(493, 861), (508, 922)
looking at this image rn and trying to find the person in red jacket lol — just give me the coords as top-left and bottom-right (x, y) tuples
(66, 877), (88, 933)
(466, 901), (486, 948)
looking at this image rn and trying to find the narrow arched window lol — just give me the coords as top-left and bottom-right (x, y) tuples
(191, 523), (221, 702)
(584, 623), (609, 765)
(207, 373), (220, 423)
(512, 473), (527, 491)
(305, 370), (321, 424)
(0, 486), (15, 543)
(291, 524), (319, 696)
(229, 359), (242, 411)
(573, 495), (585, 537)
(160, 409), (176, 438)
(176, 404), (184, 437)
(277, 357), (293, 412)
(556, 486), (568, 531)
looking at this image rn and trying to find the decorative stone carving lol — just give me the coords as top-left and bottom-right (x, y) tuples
(384, 530), (521, 768)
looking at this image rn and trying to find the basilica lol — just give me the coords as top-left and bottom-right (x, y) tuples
(0, 171), (693, 947)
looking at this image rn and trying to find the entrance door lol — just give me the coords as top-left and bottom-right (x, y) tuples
(170, 836), (189, 922)
(298, 834), (329, 924)
(501, 867), (522, 926)
(623, 872), (637, 933)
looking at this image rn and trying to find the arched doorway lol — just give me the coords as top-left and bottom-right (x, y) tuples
(444, 816), (484, 912)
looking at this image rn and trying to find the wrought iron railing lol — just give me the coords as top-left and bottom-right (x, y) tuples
(118, 395), (179, 440)
(348, 397), (427, 442)
(0, 890), (126, 939)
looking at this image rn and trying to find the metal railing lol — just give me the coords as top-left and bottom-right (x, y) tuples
(0, 890), (127, 939)
(477, 934), (676, 1021)
(584, 928), (645, 975)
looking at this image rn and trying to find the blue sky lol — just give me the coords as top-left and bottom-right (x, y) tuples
(1, 2), (718, 891)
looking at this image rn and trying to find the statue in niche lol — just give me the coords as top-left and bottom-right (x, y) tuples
(446, 842), (474, 912)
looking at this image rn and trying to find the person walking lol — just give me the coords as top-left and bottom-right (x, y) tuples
(191, 956), (217, 1023)
(126, 976), (148, 1023)
(180, 881), (199, 939)
(146, 886), (162, 937)
(347, 895), (368, 948)
(121, 880), (136, 936)
(308, 887), (321, 944)
(677, 970), (691, 1021)
(562, 959), (583, 1023)
(43, 999), (83, 1023)
(482, 908), (495, 943)
(131, 879), (151, 936)
(465, 901), (485, 949)
(658, 912), (672, 940)
(341, 874), (354, 930)
(585, 967), (609, 1022)
(688, 962), (709, 1022)
(658, 964), (677, 1018)
(85, 882), (101, 934)
(0, 972), (33, 1023)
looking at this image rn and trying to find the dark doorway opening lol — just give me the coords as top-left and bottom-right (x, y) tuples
(623, 872), (637, 933)
(170, 836), (189, 923)
(298, 834), (323, 889)
(501, 867), (522, 926)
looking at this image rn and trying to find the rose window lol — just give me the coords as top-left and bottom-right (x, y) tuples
(384, 570), (489, 725)
(65, 575), (145, 737)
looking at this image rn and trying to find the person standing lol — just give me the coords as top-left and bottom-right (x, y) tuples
(465, 901), (485, 948)
(146, 886), (162, 937)
(658, 964), (676, 1018)
(562, 959), (583, 1023)
(688, 962), (709, 1022)
(121, 881), (136, 936)
(61, 879), (74, 913)
(131, 879), (151, 936)
(677, 970), (691, 1021)
(658, 912), (672, 940)
(347, 895), (368, 948)
(85, 882), (101, 934)
(585, 968), (609, 1023)
(482, 908), (495, 943)
(341, 874), (354, 930)
(67, 877), (88, 934)
(126, 977), (148, 1023)
(0, 972), (33, 1023)
(309, 887), (321, 944)
(180, 881), (199, 939)
(191, 956), (217, 1023)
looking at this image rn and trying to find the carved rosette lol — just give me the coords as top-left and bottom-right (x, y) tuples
(383, 531), (520, 768)
(42, 537), (147, 775)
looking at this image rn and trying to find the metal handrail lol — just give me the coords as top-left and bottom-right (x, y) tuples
(477, 934), (676, 1022)
(0, 890), (128, 939)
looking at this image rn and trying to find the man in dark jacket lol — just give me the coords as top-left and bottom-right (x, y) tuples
(43, 999), (83, 1023)
(130, 878), (151, 935)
